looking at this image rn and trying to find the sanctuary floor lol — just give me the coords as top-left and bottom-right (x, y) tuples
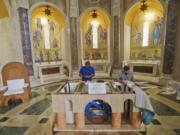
(0, 81), (180, 135)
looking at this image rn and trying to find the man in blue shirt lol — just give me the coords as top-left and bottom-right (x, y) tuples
(79, 61), (95, 81)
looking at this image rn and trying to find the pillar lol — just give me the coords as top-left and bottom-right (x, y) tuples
(112, 0), (121, 68)
(18, 7), (34, 75)
(69, 0), (79, 70)
(74, 113), (85, 129)
(56, 112), (66, 128)
(163, 0), (178, 74)
(113, 16), (120, 67)
(131, 112), (141, 128)
(112, 112), (121, 128)
(70, 18), (79, 70)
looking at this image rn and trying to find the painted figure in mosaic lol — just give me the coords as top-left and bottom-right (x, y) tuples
(33, 18), (43, 47)
(54, 51), (59, 61)
(39, 51), (44, 62)
(132, 26), (141, 44)
(37, 18), (43, 33)
(98, 25), (107, 41)
(138, 51), (146, 59)
(152, 17), (163, 46)
(103, 28), (107, 41)
(152, 49), (159, 60)
(53, 37), (58, 48)
(85, 24), (92, 47)
(49, 20), (56, 33)
(95, 51), (101, 59)
(35, 52), (40, 62)
(98, 25), (103, 39)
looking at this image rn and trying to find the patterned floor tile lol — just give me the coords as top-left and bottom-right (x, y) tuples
(0, 127), (28, 135)
(20, 98), (51, 115)
(150, 98), (180, 116)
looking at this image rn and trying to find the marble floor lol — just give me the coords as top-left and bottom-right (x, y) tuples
(0, 81), (180, 135)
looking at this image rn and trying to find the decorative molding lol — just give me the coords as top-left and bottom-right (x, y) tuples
(70, 0), (78, 17)
(112, 0), (120, 16)
(16, 0), (29, 9)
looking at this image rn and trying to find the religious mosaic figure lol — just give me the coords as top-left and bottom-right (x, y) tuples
(138, 51), (146, 59)
(98, 25), (107, 42)
(152, 17), (163, 46)
(35, 52), (40, 62)
(85, 24), (92, 47)
(33, 18), (43, 48)
(95, 51), (101, 59)
(152, 49), (159, 60)
(39, 51), (44, 62)
(132, 26), (141, 44)
(54, 51), (59, 61)
(53, 37), (58, 48)
(49, 20), (56, 33)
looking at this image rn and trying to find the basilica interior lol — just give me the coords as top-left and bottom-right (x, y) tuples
(0, 0), (180, 135)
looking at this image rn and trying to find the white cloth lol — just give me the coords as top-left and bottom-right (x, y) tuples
(87, 82), (107, 94)
(3, 79), (28, 96)
(133, 85), (154, 113)
(7, 79), (25, 91)
(126, 81), (154, 113)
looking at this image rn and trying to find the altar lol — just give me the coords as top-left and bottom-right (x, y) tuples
(52, 81), (144, 132)
(36, 62), (66, 83)
(124, 60), (160, 76)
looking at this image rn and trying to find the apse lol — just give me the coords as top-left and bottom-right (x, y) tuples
(124, 0), (164, 61)
(80, 8), (110, 61)
(31, 5), (65, 63)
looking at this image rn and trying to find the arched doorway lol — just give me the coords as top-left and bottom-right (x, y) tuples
(31, 4), (66, 63)
(124, 0), (164, 61)
(80, 8), (111, 73)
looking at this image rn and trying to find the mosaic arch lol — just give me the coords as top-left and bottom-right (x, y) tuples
(124, 0), (164, 61)
(80, 8), (110, 61)
(31, 4), (65, 63)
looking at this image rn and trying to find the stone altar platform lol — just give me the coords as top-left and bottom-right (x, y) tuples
(52, 81), (144, 132)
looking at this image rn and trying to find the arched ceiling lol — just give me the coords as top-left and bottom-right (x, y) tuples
(80, 8), (110, 28)
(31, 5), (65, 27)
(0, 0), (9, 18)
(125, 0), (164, 25)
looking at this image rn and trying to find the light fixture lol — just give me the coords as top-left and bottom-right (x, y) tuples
(140, 0), (148, 12)
(91, 10), (98, 18)
(44, 5), (52, 16)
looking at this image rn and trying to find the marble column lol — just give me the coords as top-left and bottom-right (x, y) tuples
(70, 18), (79, 70)
(18, 7), (34, 75)
(113, 16), (120, 67)
(56, 112), (66, 128)
(112, 112), (121, 128)
(163, 0), (178, 74)
(130, 112), (141, 128)
(74, 113), (85, 129)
